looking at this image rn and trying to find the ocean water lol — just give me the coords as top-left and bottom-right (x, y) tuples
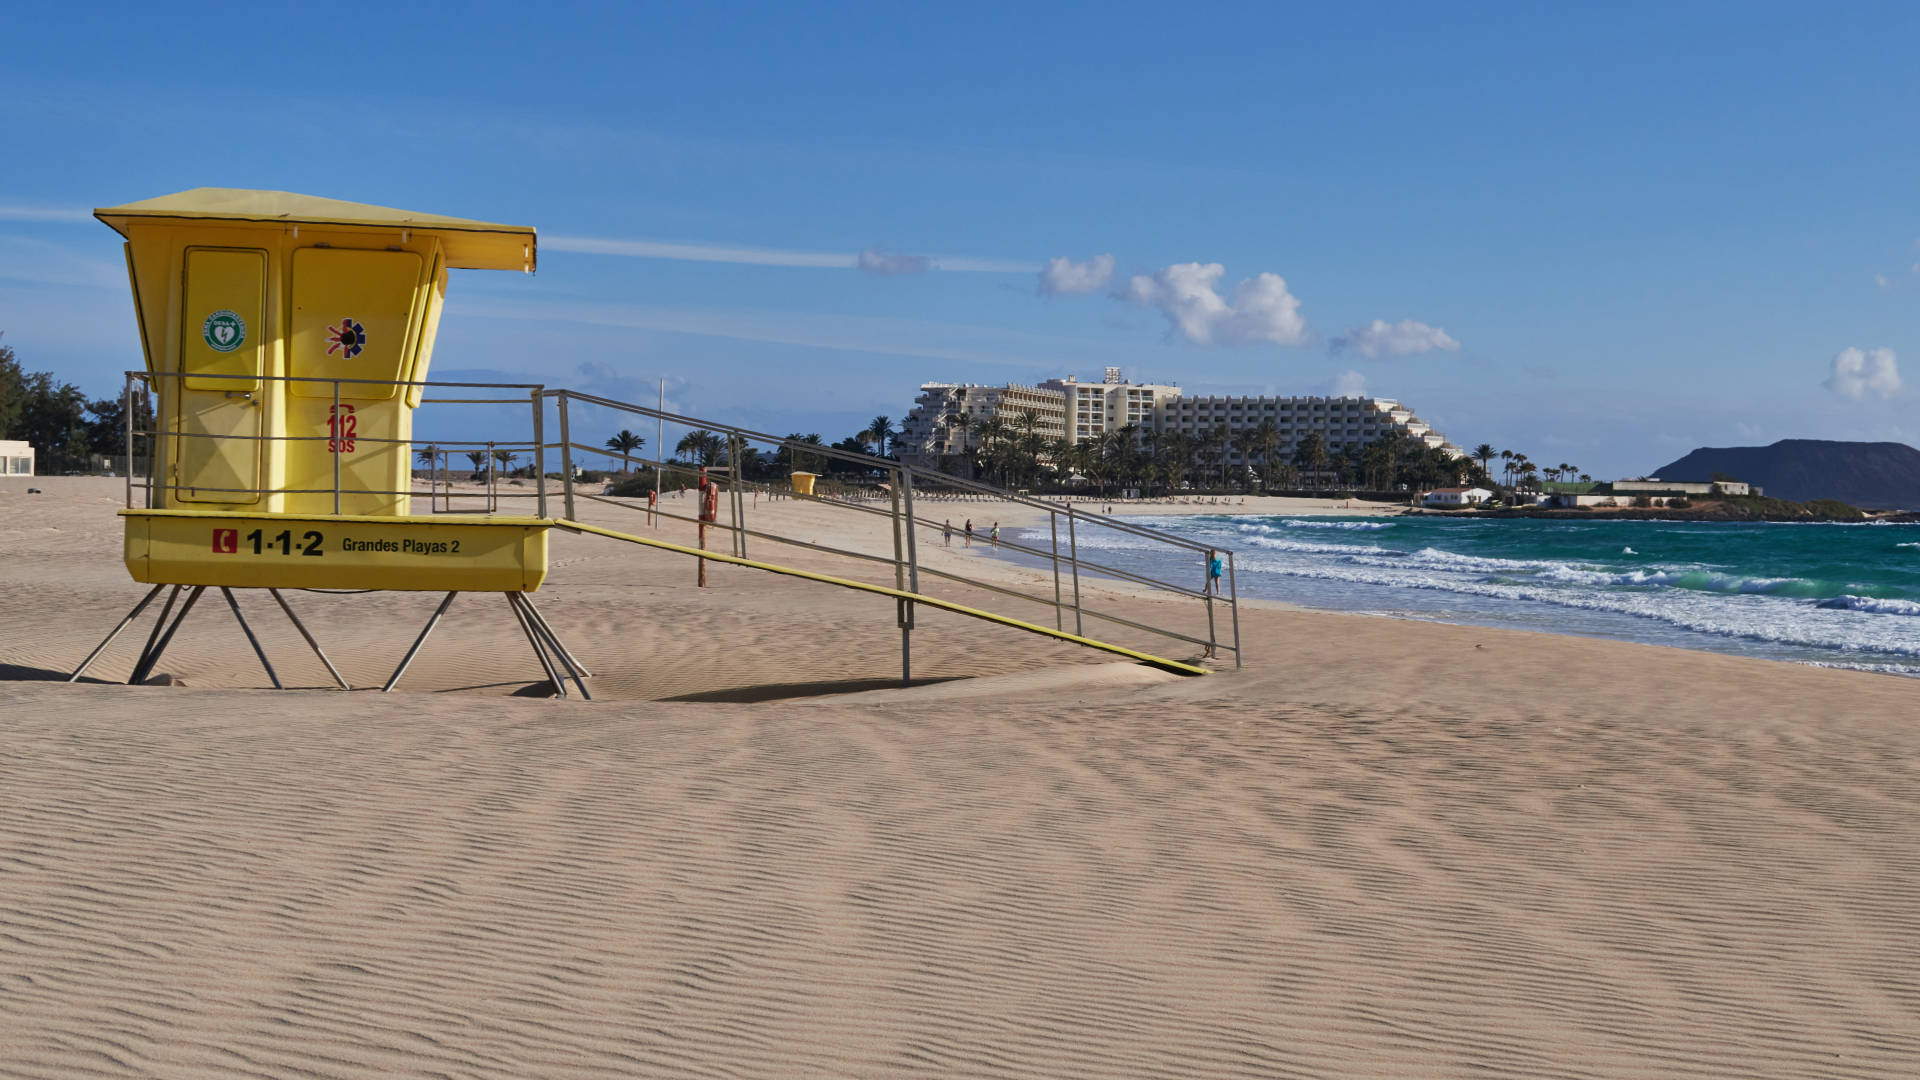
(1007, 515), (1920, 675)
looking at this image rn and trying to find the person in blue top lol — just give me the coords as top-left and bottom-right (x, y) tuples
(1206, 550), (1224, 594)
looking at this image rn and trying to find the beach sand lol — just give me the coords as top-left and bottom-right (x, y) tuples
(3, 477), (1917, 1078)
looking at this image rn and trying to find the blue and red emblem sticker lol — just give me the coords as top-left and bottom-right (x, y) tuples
(325, 317), (367, 359)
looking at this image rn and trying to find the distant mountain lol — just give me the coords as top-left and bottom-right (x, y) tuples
(1653, 439), (1920, 510)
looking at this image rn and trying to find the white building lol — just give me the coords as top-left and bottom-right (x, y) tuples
(1157, 395), (1464, 468)
(897, 373), (1465, 479)
(1423, 486), (1493, 507)
(1, 440), (33, 476)
(896, 382), (1067, 471)
(1039, 367), (1181, 446)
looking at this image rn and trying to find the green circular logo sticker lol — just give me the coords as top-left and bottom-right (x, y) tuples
(202, 310), (246, 353)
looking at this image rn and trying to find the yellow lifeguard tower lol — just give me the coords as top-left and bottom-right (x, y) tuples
(73, 189), (587, 694)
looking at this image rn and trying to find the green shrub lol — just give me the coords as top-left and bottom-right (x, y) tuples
(1804, 499), (1866, 521)
(607, 474), (658, 498)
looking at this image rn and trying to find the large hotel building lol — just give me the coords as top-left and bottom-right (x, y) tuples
(896, 367), (1460, 473)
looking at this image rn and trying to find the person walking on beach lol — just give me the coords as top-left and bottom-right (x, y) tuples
(964, 519), (973, 547)
(1205, 549), (1224, 594)
(943, 520), (953, 546)
(990, 522), (999, 547)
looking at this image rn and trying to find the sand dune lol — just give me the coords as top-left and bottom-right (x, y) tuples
(3, 478), (1918, 1077)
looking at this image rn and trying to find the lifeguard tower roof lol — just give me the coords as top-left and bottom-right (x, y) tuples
(95, 188), (536, 272)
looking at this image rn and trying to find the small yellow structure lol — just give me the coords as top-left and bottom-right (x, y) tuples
(96, 188), (547, 592)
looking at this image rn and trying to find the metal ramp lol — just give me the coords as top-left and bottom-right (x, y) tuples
(103, 372), (1242, 692)
(557, 519), (1209, 677)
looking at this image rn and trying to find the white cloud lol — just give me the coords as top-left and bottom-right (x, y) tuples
(543, 233), (1030, 274)
(1119, 262), (1308, 346)
(1876, 273), (1892, 290)
(927, 255), (1035, 273)
(0, 205), (90, 223)
(1327, 370), (1368, 397)
(856, 248), (930, 276)
(544, 234), (851, 267)
(1038, 254), (1115, 296)
(1825, 346), (1902, 399)
(449, 295), (1106, 369)
(1330, 318), (1461, 358)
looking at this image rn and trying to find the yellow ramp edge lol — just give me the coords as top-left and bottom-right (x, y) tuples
(558, 519), (1208, 677)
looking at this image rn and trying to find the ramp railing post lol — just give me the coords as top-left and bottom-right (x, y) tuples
(901, 467), (920, 594)
(532, 387), (547, 519)
(122, 374), (133, 510)
(1066, 503), (1083, 637)
(558, 391), (575, 521)
(1227, 550), (1242, 668)
(1049, 510), (1062, 631)
(729, 434), (746, 557)
(486, 440), (496, 513)
(890, 468), (911, 685)
(1203, 549), (1217, 660)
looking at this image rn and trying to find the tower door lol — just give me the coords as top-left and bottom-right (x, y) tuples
(172, 248), (265, 505)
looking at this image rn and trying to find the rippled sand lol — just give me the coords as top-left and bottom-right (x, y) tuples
(3, 478), (1917, 1078)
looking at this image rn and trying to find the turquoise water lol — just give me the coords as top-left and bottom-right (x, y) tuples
(1011, 515), (1920, 674)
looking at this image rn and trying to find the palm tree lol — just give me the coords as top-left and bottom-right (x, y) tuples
(492, 448), (518, 476)
(1158, 431), (1195, 491)
(1473, 443), (1495, 483)
(1252, 418), (1281, 492)
(1293, 432), (1329, 486)
(1499, 449), (1514, 489)
(1196, 424), (1230, 489)
(864, 415), (896, 458)
(1232, 430), (1262, 491)
(675, 429), (724, 467)
(974, 416), (1012, 484)
(604, 429), (644, 472)
(416, 443), (439, 467)
(465, 449), (488, 474)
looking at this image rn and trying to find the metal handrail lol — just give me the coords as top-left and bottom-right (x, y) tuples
(556, 418), (1239, 665)
(122, 370), (1242, 669)
(551, 388), (1220, 554)
(564, 441), (1216, 600)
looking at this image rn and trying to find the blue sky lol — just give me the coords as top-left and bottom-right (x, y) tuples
(4, 1), (1917, 476)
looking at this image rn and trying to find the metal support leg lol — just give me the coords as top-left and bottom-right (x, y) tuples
(1227, 552), (1242, 669)
(221, 587), (282, 690)
(269, 589), (350, 689)
(131, 585), (205, 685)
(123, 585), (182, 683)
(512, 593), (589, 699)
(69, 583), (166, 682)
(384, 592), (457, 693)
(505, 592), (567, 698)
(515, 592), (592, 677)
